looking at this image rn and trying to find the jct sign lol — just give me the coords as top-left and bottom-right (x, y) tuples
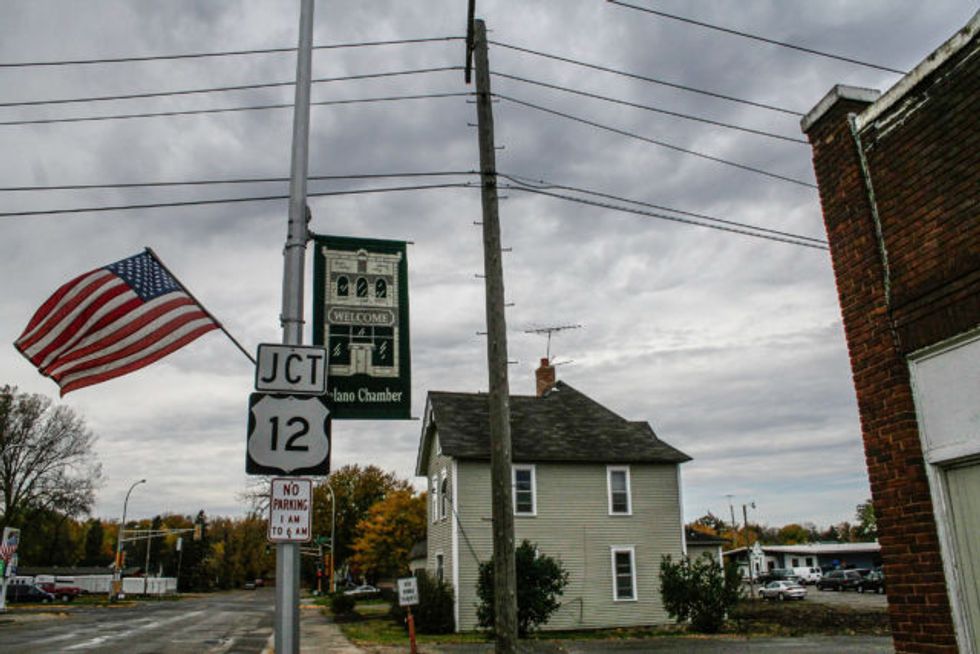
(268, 478), (312, 543)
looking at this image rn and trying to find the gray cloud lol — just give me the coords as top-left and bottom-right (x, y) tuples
(1, 0), (970, 527)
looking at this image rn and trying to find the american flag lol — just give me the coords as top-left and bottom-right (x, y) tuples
(15, 250), (220, 395)
(0, 544), (15, 561)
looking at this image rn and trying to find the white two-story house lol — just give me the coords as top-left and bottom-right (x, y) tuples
(415, 359), (691, 632)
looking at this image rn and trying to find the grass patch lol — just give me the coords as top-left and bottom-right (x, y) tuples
(330, 597), (890, 646)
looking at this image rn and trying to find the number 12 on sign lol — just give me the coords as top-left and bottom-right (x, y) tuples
(246, 393), (331, 476)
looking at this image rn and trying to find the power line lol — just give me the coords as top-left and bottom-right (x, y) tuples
(489, 39), (803, 116)
(0, 67), (463, 108)
(491, 70), (807, 144)
(606, 1), (907, 75)
(0, 182), (476, 218)
(498, 173), (827, 245)
(503, 182), (828, 250)
(0, 171), (826, 249)
(0, 92), (473, 127)
(0, 171), (478, 193)
(496, 94), (817, 188)
(0, 36), (464, 69)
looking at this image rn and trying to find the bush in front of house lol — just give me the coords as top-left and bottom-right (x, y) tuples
(330, 591), (356, 615)
(390, 572), (455, 634)
(476, 540), (570, 637)
(659, 552), (743, 633)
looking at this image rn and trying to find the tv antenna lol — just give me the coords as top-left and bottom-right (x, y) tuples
(524, 324), (582, 360)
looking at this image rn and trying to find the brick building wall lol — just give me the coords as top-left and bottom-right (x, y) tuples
(802, 20), (979, 654)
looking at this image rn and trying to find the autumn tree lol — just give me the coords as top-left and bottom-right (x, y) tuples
(854, 499), (877, 541)
(350, 490), (426, 581)
(311, 464), (411, 566)
(82, 518), (111, 566)
(0, 385), (102, 532)
(776, 523), (810, 545)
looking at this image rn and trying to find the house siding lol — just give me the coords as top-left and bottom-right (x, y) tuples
(425, 437), (455, 592)
(453, 459), (683, 631)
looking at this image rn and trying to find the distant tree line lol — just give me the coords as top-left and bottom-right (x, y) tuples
(2, 387), (428, 591)
(689, 499), (878, 550)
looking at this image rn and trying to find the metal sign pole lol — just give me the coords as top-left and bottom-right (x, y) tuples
(277, 0), (315, 651)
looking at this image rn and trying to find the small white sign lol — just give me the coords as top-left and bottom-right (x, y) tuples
(268, 478), (313, 543)
(397, 576), (419, 606)
(255, 344), (328, 394)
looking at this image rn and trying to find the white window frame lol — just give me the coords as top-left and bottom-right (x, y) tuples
(435, 551), (444, 583)
(611, 546), (638, 602)
(431, 477), (438, 524)
(512, 464), (537, 516)
(439, 469), (449, 521)
(607, 465), (632, 516)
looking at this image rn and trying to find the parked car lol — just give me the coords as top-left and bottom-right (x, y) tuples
(757, 568), (801, 585)
(243, 581), (256, 590)
(858, 570), (886, 594)
(4, 583), (56, 603)
(343, 584), (381, 599)
(792, 567), (823, 584)
(35, 581), (83, 602)
(816, 569), (863, 591)
(759, 580), (807, 601)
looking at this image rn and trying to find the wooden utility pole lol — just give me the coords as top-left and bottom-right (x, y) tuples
(473, 19), (518, 653)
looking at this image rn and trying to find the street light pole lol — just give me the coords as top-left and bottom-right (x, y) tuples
(743, 501), (756, 596)
(326, 483), (336, 594)
(113, 479), (146, 600)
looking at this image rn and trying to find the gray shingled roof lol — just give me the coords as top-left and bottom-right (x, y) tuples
(426, 381), (690, 464)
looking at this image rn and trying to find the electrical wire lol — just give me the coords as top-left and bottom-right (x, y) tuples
(0, 171), (479, 193)
(0, 92), (474, 127)
(0, 182), (476, 218)
(496, 94), (817, 188)
(0, 67), (463, 108)
(0, 172), (825, 249)
(502, 182), (828, 250)
(498, 172), (827, 246)
(0, 36), (464, 68)
(489, 40), (803, 116)
(606, 1), (907, 75)
(491, 71), (807, 144)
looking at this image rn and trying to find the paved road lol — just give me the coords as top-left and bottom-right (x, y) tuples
(0, 589), (274, 653)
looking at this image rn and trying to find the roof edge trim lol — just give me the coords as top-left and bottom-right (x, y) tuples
(856, 10), (980, 132)
(800, 84), (881, 133)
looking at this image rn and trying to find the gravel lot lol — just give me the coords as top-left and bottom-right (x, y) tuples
(802, 586), (888, 609)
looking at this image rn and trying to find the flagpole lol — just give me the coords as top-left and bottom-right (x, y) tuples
(144, 247), (256, 365)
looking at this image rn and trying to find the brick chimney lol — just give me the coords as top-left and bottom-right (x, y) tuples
(535, 357), (556, 397)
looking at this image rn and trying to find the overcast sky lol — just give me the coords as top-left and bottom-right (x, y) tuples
(1, 1), (973, 530)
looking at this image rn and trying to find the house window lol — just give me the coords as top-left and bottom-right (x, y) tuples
(440, 473), (450, 520)
(356, 277), (369, 298)
(375, 278), (387, 298)
(607, 466), (632, 515)
(431, 478), (438, 523)
(611, 546), (637, 601)
(806, 557), (814, 567)
(336, 276), (349, 297)
(512, 464), (536, 516)
(792, 558), (799, 567)
(435, 553), (444, 582)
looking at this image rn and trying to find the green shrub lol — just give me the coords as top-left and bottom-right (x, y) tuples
(659, 553), (742, 633)
(390, 572), (455, 634)
(330, 591), (356, 615)
(476, 540), (569, 637)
